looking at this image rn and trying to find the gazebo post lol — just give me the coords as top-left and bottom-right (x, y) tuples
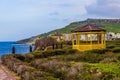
(90, 34), (92, 49)
(102, 33), (103, 45)
(77, 34), (80, 49)
(77, 34), (79, 45)
(72, 34), (74, 45)
(76, 34), (78, 45)
(76, 34), (78, 49)
(85, 34), (88, 44)
(104, 33), (106, 47)
(79, 34), (80, 45)
(97, 33), (99, 44)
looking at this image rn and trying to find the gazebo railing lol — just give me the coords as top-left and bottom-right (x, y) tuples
(73, 44), (106, 51)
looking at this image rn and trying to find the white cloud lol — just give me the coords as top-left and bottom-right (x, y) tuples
(86, 0), (120, 18)
(0, 0), (97, 41)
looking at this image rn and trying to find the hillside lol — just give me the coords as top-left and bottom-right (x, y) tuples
(17, 18), (120, 44)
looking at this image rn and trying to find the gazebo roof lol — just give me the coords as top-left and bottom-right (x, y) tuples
(71, 24), (106, 32)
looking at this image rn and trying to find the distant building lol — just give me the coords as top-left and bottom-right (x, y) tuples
(50, 32), (64, 42)
(106, 32), (120, 40)
(63, 34), (72, 41)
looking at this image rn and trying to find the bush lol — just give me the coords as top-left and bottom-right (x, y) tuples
(100, 58), (118, 63)
(54, 71), (67, 79)
(12, 54), (25, 61)
(32, 49), (77, 59)
(64, 41), (72, 45)
(89, 49), (109, 54)
(50, 49), (66, 55)
(12, 54), (35, 62)
(66, 49), (77, 54)
(86, 63), (120, 80)
(75, 52), (104, 63)
(1, 55), (52, 80)
(106, 45), (115, 49)
(46, 76), (59, 80)
(32, 52), (42, 58)
(23, 53), (35, 62)
(112, 47), (120, 53)
(30, 58), (87, 80)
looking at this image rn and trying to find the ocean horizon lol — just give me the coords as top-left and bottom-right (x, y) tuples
(0, 42), (34, 57)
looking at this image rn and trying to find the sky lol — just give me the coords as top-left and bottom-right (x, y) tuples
(0, 0), (120, 41)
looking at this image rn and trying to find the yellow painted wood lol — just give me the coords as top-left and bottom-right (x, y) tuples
(72, 34), (74, 46)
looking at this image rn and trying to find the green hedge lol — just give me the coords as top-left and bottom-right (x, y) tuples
(89, 49), (109, 54)
(112, 47), (120, 53)
(75, 52), (104, 63)
(33, 49), (77, 58)
(106, 45), (115, 49)
(12, 54), (25, 61)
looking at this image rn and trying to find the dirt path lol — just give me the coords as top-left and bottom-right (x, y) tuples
(0, 60), (16, 80)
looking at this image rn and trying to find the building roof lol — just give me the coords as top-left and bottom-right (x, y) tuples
(71, 24), (106, 32)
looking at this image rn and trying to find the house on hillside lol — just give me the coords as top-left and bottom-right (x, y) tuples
(106, 32), (120, 40)
(50, 32), (64, 42)
(63, 34), (72, 41)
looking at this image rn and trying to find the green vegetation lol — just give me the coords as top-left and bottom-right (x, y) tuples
(40, 22), (82, 38)
(88, 63), (120, 77)
(102, 23), (120, 32)
(17, 19), (120, 44)
(40, 22), (120, 38)
(2, 40), (120, 80)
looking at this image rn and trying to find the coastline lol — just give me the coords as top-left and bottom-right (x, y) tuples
(0, 42), (34, 57)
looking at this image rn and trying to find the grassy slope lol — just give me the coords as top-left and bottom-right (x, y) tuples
(40, 22), (120, 38)
(102, 23), (120, 32)
(17, 20), (120, 43)
(40, 22), (82, 37)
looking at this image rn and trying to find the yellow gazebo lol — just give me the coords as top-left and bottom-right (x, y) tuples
(71, 24), (106, 51)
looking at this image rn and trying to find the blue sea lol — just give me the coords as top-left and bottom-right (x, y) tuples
(0, 42), (34, 57)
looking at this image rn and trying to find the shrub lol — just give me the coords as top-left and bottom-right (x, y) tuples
(1, 55), (52, 80)
(12, 54), (25, 61)
(50, 49), (66, 55)
(23, 53), (35, 62)
(106, 45), (115, 49)
(112, 47), (120, 53)
(54, 71), (67, 79)
(63, 41), (72, 45)
(75, 52), (104, 63)
(89, 49), (109, 54)
(46, 76), (59, 80)
(86, 63), (120, 80)
(66, 49), (77, 54)
(100, 57), (118, 63)
(32, 52), (42, 58)
(32, 49), (77, 59)
(12, 53), (35, 62)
